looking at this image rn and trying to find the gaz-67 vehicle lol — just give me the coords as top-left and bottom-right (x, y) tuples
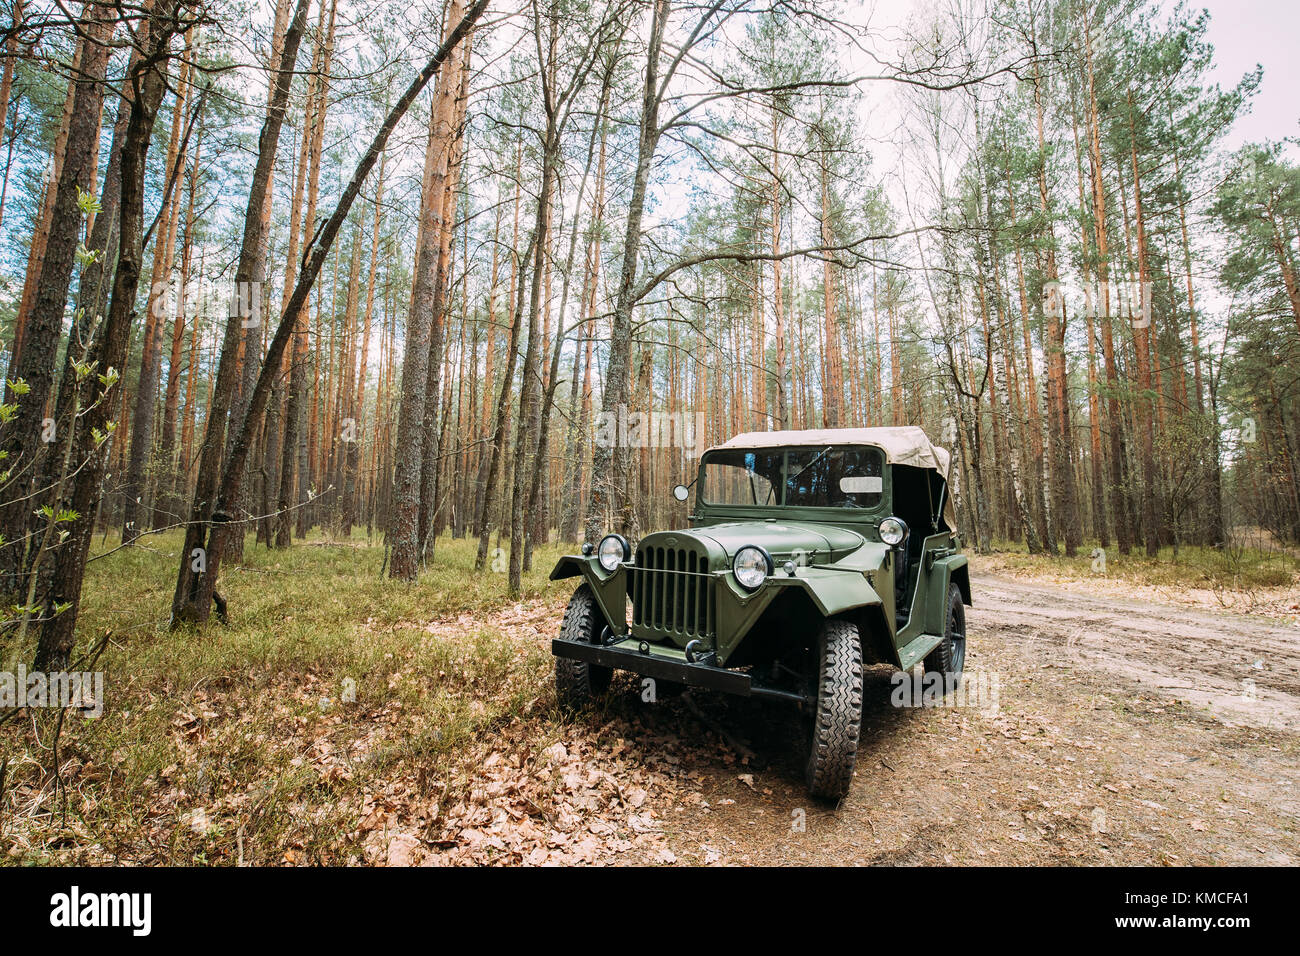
(550, 427), (971, 800)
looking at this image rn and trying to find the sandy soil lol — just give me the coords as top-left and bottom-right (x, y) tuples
(977, 553), (1300, 625)
(531, 571), (1300, 865)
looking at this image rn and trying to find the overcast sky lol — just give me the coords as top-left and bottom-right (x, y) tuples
(855, 0), (1300, 155)
(1194, 0), (1300, 150)
(834, 0), (1300, 258)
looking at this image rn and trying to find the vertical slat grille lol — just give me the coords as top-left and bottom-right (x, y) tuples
(634, 553), (643, 628)
(631, 543), (712, 638)
(656, 546), (666, 631)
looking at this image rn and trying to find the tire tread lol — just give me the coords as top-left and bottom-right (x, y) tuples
(555, 584), (612, 711)
(923, 584), (966, 679)
(805, 619), (863, 800)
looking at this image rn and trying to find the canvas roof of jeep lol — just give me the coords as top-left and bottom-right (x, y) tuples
(707, 426), (952, 476)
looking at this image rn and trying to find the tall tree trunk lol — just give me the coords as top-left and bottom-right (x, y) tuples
(171, 0), (312, 622)
(123, 42), (193, 542)
(234, 0), (330, 562)
(177, 0), (487, 619)
(474, 162), (523, 566)
(417, 27), (472, 561)
(339, 226), (363, 535)
(475, 232), (533, 571)
(274, 11), (326, 548)
(819, 153), (842, 427)
(157, 84), (205, 529)
(1084, 8), (1132, 555)
(560, 92), (610, 542)
(770, 105), (788, 427)
(38, 3), (180, 668)
(1031, 60), (1079, 557)
(0, 5), (113, 587)
(0, 0), (23, 231)
(389, 0), (469, 580)
(1127, 92), (1160, 557)
(508, 134), (557, 595)
(585, 0), (672, 546)
(9, 16), (80, 373)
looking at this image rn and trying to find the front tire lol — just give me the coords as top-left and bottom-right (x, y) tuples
(804, 619), (863, 800)
(923, 583), (967, 680)
(555, 584), (612, 712)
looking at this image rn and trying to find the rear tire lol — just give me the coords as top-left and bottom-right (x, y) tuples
(923, 584), (966, 680)
(555, 584), (612, 712)
(804, 619), (863, 801)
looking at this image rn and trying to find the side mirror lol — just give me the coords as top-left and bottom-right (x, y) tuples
(672, 484), (690, 502)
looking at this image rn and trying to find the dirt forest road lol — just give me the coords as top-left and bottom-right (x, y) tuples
(532, 571), (1300, 866)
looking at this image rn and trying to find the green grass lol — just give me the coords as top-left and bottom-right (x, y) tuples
(15, 526), (1293, 864)
(978, 538), (1299, 592)
(1, 530), (577, 865)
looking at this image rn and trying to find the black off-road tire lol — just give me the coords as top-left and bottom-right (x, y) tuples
(804, 619), (864, 800)
(923, 584), (967, 680)
(555, 584), (613, 712)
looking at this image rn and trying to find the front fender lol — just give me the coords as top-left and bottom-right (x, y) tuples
(713, 567), (883, 665)
(923, 553), (970, 635)
(550, 555), (628, 634)
(776, 567), (883, 617)
(549, 555), (587, 581)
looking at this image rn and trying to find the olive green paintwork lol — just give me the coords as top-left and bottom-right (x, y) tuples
(549, 523), (969, 670)
(550, 551), (885, 665)
(550, 450), (971, 671)
(551, 554), (628, 633)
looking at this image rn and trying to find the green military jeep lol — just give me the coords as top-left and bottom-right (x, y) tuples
(550, 427), (971, 800)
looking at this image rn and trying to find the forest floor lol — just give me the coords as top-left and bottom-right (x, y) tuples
(2, 533), (1297, 865)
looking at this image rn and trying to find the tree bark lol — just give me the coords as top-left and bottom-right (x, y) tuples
(0, 4), (113, 588)
(37, 4), (180, 668)
(176, 0), (487, 613)
(171, 0), (312, 622)
(389, 0), (470, 580)
(585, 0), (672, 545)
(416, 24), (472, 561)
(124, 42), (193, 542)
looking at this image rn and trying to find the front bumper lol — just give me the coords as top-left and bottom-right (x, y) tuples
(551, 636), (809, 705)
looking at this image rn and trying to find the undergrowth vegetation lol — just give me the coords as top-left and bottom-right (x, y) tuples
(1, 531), (572, 864)
(2, 529), (1294, 864)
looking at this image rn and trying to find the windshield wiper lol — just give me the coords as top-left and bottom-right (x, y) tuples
(786, 446), (833, 490)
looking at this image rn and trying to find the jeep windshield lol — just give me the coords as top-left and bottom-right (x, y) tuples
(700, 445), (884, 509)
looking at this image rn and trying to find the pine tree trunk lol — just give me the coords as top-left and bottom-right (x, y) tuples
(38, 4), (178, 667)
(171, 0), (311, 622)
(0, 4), (114, 587)
(390, 0), (469, 579)
(586, 0), (671, 546)
(417, 28), (472, 561)
(157, 85), (205, 530)
(124, 44), (193, 542)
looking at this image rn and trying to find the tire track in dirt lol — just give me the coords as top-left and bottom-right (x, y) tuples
(972, 572), (1300, 732)
(528, 572), (1299, 865)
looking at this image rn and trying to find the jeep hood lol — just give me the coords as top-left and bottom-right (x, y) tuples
(649, 522), (866, 564)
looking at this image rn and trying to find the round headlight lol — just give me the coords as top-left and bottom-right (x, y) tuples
(879, 516), (908, 547)
(732, 545), (772, 591)
(597, 534), (629, 571)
